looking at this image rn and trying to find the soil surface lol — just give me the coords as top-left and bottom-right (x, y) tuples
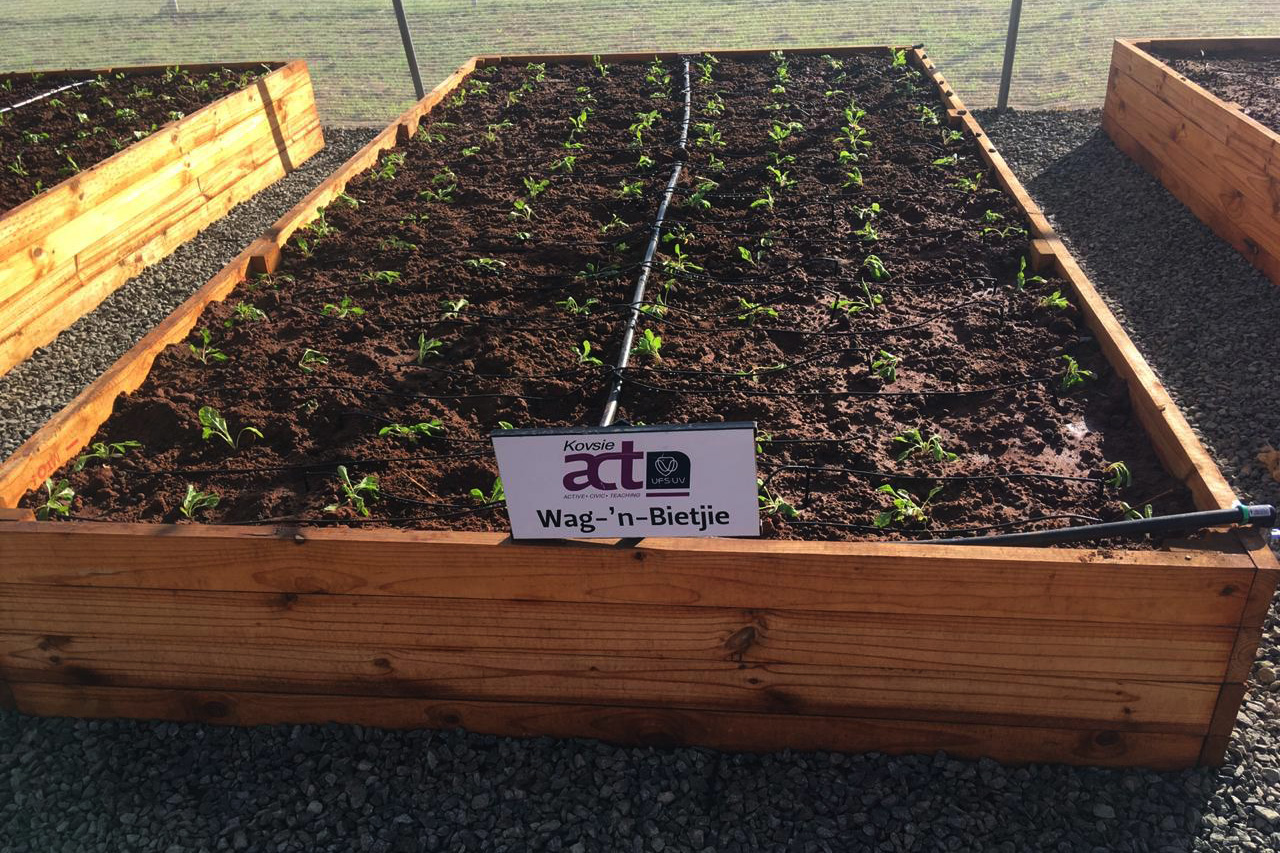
(1155, 49), (1280, 135)
(0, 65), (268, 213)
(23, 53), (1193, 543)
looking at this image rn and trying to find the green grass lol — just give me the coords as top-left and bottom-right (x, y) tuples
(0, 0), (1271, 124)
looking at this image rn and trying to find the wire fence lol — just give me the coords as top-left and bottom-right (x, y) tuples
(2, 1), (1276, 126)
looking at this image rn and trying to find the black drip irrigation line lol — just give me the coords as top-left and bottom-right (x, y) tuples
(932, 504), (1279, 546)
(758, 462), (1101, 489)
(618, 373), (1054, 399)
(600, 57), (693, 427)
(0, 78), (95, 114)
(784, 513), (1105, 538)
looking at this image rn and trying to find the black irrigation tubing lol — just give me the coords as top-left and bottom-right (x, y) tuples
(757, 462), (1102, 488)
(600, 58), (693, 428)
(618, 373), (1056, 399)
(111, 449), (496, 479)
(213, 502), (506, 527)
(659, 265), (1000, 290)
(782, 513), (1105, 537)
(273, 377), (605, 403)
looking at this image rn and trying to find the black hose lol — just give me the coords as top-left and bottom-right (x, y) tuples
(599, 57), (693, 427)
(933, 504), (1278, 546)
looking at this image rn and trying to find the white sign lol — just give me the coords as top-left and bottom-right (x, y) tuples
(492, 422), (760, 539)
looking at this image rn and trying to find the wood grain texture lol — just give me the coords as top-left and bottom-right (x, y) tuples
(0, 61), (322, 376)
(1104, 39), (1280, 287)
(0, 521), (1255, 624)
(6, 681), (1205, 769)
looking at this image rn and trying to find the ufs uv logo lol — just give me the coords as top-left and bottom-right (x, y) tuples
(562, 439), (692, 496)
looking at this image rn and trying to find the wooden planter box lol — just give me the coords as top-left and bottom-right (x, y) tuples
(0, 61), (324, 376)
(0, 48), (1273, 770)
(1103, 38), (1280, 285)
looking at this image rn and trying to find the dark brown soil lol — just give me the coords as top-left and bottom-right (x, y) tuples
(23, 53), (1193, 544)
(0, 66), (268, 214)
(1155, 49), (1280, 135)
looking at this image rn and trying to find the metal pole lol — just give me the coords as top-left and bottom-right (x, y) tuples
(391, 0), (426, 100)
(996, 0), (1022, 113)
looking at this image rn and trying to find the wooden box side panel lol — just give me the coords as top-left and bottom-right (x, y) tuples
(912, 47), (1237, 512)
(1102, 39), (1280, 286)
(0, 61), (323, 377)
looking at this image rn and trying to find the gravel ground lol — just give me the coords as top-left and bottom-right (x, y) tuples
(5, 111), (1280, 853)
(0, 127), (379, 462)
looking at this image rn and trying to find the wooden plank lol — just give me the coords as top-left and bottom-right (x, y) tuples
(6, 681), (1205, 769)
(0, 632), (1217, 731)
(0, 584), (1236, 682)
(1132, 37), (1280, 58)
(0, 522), (1254, 624)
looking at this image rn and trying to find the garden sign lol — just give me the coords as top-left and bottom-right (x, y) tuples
(492, 422), (759, 539)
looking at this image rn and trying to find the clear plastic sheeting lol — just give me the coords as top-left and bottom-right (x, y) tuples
(1, 0), (1274, 125)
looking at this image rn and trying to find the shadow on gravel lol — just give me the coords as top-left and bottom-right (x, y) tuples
(0, 711), (1238, 852)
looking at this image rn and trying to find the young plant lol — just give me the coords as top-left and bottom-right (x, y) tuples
(575, 340), (604, 366)
(687, 179), (718, 210)
(37, 478), (75, 520)
(510, 198), (535, 221)
(873, 484), (942, 528)
(736, 298), (778, 324)
(551, 154), (577, 173)
(416, 333), (443, 363)
(179, 485), (220, 519)
(767, 121), (803, 146)
(523, 176), (550, 199)
(379, 420), (443, 442)
(1104, 461), (1132, 489)
(915, 105), (939, 126)
(841, 168), (864, 188)
(1016, 256), (1047, 290)
(766, 165), (796, 190)
(225, 301), (267, 327)
(951, 172), (983, 193)
(592, 54), (610, 77)
(662, 244), (703, 274)
(379, 235), (418, 253)
(618, 180), (645, 200)
(463, 257), (507, 275)
(891, 48), (908, 68)
(470, 477), (505, 505)
(372, 152), (405, 181)
(871, 350), (899, 382)
(831, 282), (883, 315)
(1060, 355), (1094, 390)
(631, 328), (662, 360)
(440, 298), (469, 320)
(189, 327), (227, 364)
(893, 428), (958, 463)
(1038, 289), (1070, 310)
(1121, 501), (1154, 520)
(325, 465), (379, 517)
(703, 93), (726, 116)
(758, 478), (799, 519)
(750, 187), (776, 212)
(556, 296), (599, 315)
(73, 440), (142, 472)
(298, 349), (328, 373)
(322, 296), (364, 320)
(863, 254), (889, 281)
(197, 406), (263, 450)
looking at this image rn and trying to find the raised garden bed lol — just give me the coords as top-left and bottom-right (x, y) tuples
(1103, 38), (1280, 286)
(0, 61), (323, 376)
(0, 48), (1273, 770)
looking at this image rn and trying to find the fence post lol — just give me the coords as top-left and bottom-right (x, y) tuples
(391, 0), (426, 100)
(997, 0), (1023, 113)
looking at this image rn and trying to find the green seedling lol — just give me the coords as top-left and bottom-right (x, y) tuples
(705, 152), (725, 172)
(943, 129), (964, 144)
(767, 121), (803, 146)
(37, 478), (75, 520)
(335, 192), (360, 209)
(416, 333), (443, 363)
(932, 154), (958, 167)
(510, 198), (535, 220)
(461, 146), (482, 157)
(1016, 256), (1046, 290)
(114, 107), (139, 121)
(418, 183), (455, 204)
(841, 168), (864, 188)
(703, 93), (726, 116)
(551, 154), (577, 173)
(750, 188), (776, 212)
(372, 152), (405, 180)
(380, 420), (443, 442)
(1104, 461), (1132, 489)
(592, 54), (610, 77)
(1038, 290), (1070, 310)
(179, 485), (219, 519)
(757, 478), (799, 519)
(618, 180), (645, 200)
(379, 235), (418, 252)
(306, 210), (335, 238)
(696, 53), (719, 82)
(891, 48), (908, 67)
(497, 421), (515, 430)
(831, 282), (884, 316)
(916, 104), (939, 125)
(225, 301), (266, 327)
(566, 109), (590, 136)
(526, 62), (547, 82)
(293, 236), (314, 259)
(600, 213), (628, 234)
(325, 465), (379, 517)
(893, 428), (958, 463)
(575, 340), (604, 366)
(556, 296), (599, 315)
(6, 155), (28, 177)
(755, 431), (773, 454)
(638, 293), (668, 318)
(197, 406), (262, 450)
(483, 120), (513, 142)
(736, 298), (778, 324)
(631, 328), (662, 360)
(766, 166), (796, 190)
(440, 297), (469, 320)
(688, 180), (718, 210)
(1060, 355), (1094, 390)
(1121, 501), (1154, 520)
(189, 327), (227, 364)
(737, 240), (770, 267)
(662, 244), (703, 274)
(523, 176), (550, 198)
(298, 349), (328, 373)
(463, 257), (506, 275)
(871, 350), (899, 382)
(983, 224), (1028, 239)
(322, 296), (364, 320)
(863, 254), (889, 281)
(952, 172), (983, 193)
(874, 484), (942, 528)
(470, 477), (505, 505)
(73, 440), (142, 472)
(734, 363), (787, 384)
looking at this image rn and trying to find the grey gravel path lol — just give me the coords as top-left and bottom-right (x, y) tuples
(5, 112), (1280, 853)
(0, 127), (379, 462)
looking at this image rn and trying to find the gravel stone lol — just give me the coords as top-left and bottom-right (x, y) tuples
(0, 128), (378, 462)
(6, 111), (1280, 853)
